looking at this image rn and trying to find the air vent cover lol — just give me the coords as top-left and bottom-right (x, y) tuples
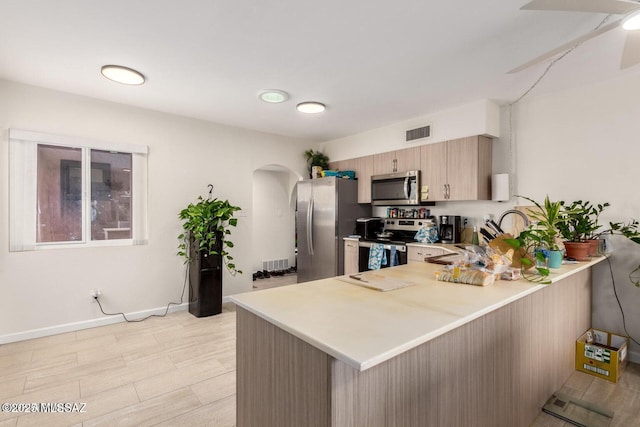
(406, 125), (431, 142)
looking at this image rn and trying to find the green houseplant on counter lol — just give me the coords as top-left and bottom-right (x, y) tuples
(178, 192), (242, 317)
(520, 195), (565, 269)
(503, 195), (567, 283)
(557, 200), (608, 261)
(304, 149), (330, 179)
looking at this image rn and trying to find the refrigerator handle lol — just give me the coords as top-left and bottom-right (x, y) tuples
(307, 198), (314, 256)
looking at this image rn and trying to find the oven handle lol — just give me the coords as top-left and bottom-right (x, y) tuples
(358, 241), (406, 252)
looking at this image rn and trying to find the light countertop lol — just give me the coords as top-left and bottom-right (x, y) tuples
(231, 257), (604, 371)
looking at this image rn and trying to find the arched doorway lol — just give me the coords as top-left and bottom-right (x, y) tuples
(251, 165), (300, 289)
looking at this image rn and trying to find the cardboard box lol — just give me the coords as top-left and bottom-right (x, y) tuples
(575, 329), (628, 382)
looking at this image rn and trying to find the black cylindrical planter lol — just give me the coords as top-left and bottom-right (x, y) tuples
(188, 234), (223, 317)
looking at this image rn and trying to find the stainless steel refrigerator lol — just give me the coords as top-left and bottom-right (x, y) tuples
(296, 177), (369, 283)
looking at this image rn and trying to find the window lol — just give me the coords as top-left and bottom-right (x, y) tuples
(9, 129), (148, 251)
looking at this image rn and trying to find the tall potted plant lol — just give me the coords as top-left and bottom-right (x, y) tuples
(178, 194), (242, 317)
(304, 149), (329, 179)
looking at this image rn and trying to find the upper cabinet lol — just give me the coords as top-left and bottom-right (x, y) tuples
(420, 136), (492, 202)
(328, 155), (373, 204)
(327, 135), (491, 204)
(372, 147), (420, 175)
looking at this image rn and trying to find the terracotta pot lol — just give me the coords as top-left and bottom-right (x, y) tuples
(585, 239), (600, 257)
(563, 241), (590, 261)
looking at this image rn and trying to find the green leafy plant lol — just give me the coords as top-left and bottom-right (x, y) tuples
(178, 195), (242, 276)
(504, 229), (552, 284)
(303, 149), (329, 177)
(557, 200), (609, 242)
(608, 219), (640, 244)
(608, 219), (640, 288)
(503, 195), (567, 284)
(516, 195), (565, 251)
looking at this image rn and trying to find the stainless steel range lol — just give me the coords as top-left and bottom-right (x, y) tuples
(357, 219), (432, 271)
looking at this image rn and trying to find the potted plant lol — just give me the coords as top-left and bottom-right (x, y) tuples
(304, 149), (329, 179)
(584, 202), (610, 256)
(504, 229), (551, 283)
(178, 194), (242, 317)
(557, 200), (598, 261)
(519, 195), (565, 269)
(502, 195), (566, 283)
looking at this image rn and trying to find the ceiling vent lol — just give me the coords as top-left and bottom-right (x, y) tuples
(406, 125), (431, 142)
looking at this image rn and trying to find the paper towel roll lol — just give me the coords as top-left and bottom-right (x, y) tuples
(492, 173), (509, 202)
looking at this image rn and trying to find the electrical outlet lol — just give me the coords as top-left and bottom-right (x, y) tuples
(90, 289), (102, 302)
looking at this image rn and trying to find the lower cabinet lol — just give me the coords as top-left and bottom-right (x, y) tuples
(344, 239), (359, 275)
(407, 245), (444, 263)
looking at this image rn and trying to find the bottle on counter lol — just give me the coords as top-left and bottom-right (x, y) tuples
(472, 226), (479, 245)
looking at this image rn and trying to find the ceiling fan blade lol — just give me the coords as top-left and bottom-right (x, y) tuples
(508, 19), (621, 73)
(621, 30), (640, 68)
(521, 0), (640, 15)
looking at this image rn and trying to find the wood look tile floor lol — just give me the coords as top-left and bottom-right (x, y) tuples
(0, 304), (237, 427)
(1, 298), (638, 427)
(530, 362), (640, 427)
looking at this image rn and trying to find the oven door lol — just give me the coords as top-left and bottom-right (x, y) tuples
(358, 241), (407, 271)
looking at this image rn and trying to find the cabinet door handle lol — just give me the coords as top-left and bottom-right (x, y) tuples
(393, 158), (397, 172)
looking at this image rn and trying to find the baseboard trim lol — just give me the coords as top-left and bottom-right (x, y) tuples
(0, 303), (189, 345)
(629, 349), (640, 364)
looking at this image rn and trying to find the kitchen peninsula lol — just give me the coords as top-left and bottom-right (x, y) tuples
(231, 258), (604, 427)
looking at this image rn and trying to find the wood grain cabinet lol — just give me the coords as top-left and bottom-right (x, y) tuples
(328, 156), (373, 204)
(344, 239), (359, 275)
(373, 146), (420, 175)
(420, 135), (492, 202)
(407, 245), (444, 263)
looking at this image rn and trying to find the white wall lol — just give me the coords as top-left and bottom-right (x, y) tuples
(512, 72), (640, 361)
(251, 168), (298, 272)
(0, 79), (311, 340)
(321, 99), (500, 161)
(320, 75), (640, 361)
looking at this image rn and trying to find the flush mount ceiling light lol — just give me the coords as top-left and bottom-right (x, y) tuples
(623, 10), (640, 30)
(258, 89), (289, 103)
(100, 65), (145, 85)
(296, 101), (326, 114)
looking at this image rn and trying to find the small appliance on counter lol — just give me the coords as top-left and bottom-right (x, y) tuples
(356, 217), (384, 240)
(438, 215), (462, 244)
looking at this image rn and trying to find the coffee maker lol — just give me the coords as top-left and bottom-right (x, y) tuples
(438, 215), (462, 244)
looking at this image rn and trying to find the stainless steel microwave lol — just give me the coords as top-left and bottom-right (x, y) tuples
(371, 170), (420, 206)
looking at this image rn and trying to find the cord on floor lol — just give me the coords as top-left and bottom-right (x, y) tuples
(94, 264), (189, 323)
(605, 254), (640, 346)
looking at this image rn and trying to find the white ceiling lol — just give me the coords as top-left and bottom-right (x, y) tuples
(1, 0), (639, 142)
